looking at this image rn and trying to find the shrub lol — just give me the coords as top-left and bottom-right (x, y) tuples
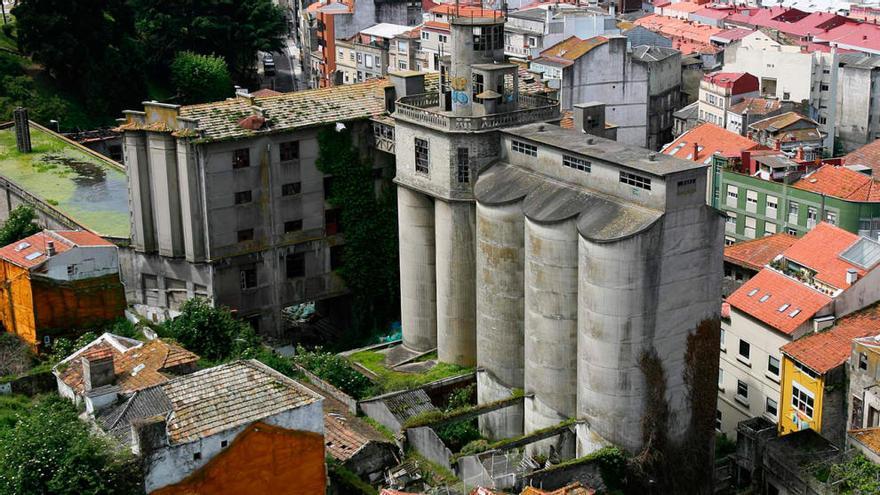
(170, 51), (233, 104)
(293, 346), (374, 399)
(160, 298), (259, 361)
(0, 205), (40, 248)
(0, 333), (33, 377)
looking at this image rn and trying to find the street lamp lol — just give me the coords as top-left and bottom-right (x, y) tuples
(49, 119), (60, 133)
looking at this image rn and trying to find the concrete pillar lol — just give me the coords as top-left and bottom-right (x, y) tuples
(524, 217), (578, 434)
(476, 200), (525, 439)
(124, 132), (156, 252)
(175, 140), (206, 262)
(147, 133), (184, 258)
(398, 187), (437, 352)
(435, 200), (476, 367)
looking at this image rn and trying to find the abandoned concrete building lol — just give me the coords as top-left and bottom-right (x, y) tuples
(392, 9), (724, 457)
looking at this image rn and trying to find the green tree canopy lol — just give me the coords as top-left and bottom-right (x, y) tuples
(161, 298), (259, 361)
(130, 0), (286, 78)
(171, 51), (233, 104)
(0, 205), (40, 248)
(0, 395), (142, 495)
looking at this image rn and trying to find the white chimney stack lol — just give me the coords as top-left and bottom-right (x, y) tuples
(847, 268), (858, 285)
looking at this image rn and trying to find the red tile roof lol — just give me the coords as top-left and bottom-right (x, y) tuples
(423, 20), (450, 31)
(724, 233), (798, 271)
(538, 36), (608, 62)
(661, 123), (763, 162)
(728, 97), (782, 116)
(782, 303), (880, 374)
(781, 222), (865, 289)
(844, 139), (880, 174)
(794, 165), (880, 202)
(0, 230), (113, 269)
(711, 27), (756, 43)
(703, 71), (760, 94)
(727, 269), (831, 335)
(633, 14), (722, 44)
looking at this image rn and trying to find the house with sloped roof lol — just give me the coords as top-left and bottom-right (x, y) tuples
(748, 111), (825, 158)
(718, 222), (880, 438)
(96, 359), (326, 494)
(0, 230), (125, 350)
(722, 232), (797, 297)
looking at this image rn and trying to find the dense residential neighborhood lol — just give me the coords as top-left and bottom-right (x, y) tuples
(4, 0), (880, 493)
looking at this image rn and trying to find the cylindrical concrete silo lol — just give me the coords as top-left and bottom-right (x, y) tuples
(576, 226), (663, 454)
(475, 199), (525, 440)
(523, 215), (579, 433)
(398, 187), (437, 352)
(435, 199), (476, 366)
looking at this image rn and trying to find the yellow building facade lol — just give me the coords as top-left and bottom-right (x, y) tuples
(779, 356), (823, 435)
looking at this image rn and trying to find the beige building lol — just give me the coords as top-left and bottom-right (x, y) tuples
(698, 72), (760, 129)
(336, 23), (413, 84)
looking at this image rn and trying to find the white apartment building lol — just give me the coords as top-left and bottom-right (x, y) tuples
(718, 223), (880, 437)
(698, 72), (760, 129)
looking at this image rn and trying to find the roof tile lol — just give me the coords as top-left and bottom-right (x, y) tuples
(782, 303), (880, 373)
(724, 233), (798, 271)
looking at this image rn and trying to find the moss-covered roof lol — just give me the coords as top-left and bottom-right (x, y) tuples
(0, 124), (129, 239)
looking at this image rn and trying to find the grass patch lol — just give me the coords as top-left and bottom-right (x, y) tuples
(0, 394), (34, 430)
(406, 451), (459, 486)
(361, 416), (397, 443)
(348, 349), (473, 394)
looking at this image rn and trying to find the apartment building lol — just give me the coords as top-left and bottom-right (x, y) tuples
(848, 332), (880, 447)
(748, 112), (825, 158)
(336, 23), (412, 84)
(698, 72), (759, 129)
(837, 53), (880, 153)
(504, 4), (618, 60)
(726, 97), (789, 136)
(116, 82), (396, 336)
(388, 27), (421, 72)
(718, 223), (880, 437)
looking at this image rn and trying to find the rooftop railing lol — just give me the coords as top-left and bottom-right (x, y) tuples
(394, 92), (559, 132)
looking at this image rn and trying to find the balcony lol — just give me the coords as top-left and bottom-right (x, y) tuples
(394, 92), (559, 132)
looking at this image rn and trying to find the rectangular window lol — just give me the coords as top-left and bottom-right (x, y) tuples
(240, 265), (257, 289)
(286, 252), (306, 278)
(718, 367), (724, 389)
(280, 141), (299, 161)
(768, 356), (780, 376)
(746, 190), (758, 213)
(282, 182), (302, 196)
(716, 409), (722, 431)
(720, 328), (726, 349)
(821, 83), (829, 91)
(788, 201), (799, 220)
(330, 245), (344, 270)
(792, 381), (815, 419)
(619, 171), (651, 191)
(237, 228), (254, 242)
(807, 206), (818, 227)
(456, 148), (470, 183)
(765, 222), (777, 236)
(739, 339), (751, 360)
(860, 352), (869, 370)
(234, 190), (252, 205)
(737, 380), (749, 400)
(415, 138), (430, 173)
(766, 397), (778, 417)
(365, 54), (373, 68)
(421, 31), (429, 40)
(826, 211), (837, 225)
(284, 220), (303, 233)
(473, 25), (502, 51)
(563, 155), (591, 173)
(472, 73), (485, 102)
(726, 185), (739, 207)
(233, 149), (250, 169)
(677, 178), (697, 194)
(745, 216), (757, 239)
(512, 140), (538, 157)
(439, 34), (448, 43)
(325, 208), (341, 235)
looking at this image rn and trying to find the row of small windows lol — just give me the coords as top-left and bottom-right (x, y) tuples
(234, 211), (338, 244)
(234, 183), (301, 205)
(620, 171), (651, 191)
(726, 185), (838, 226)
(563, 154), (590, 173)
(232, 141), (300, 169)
(412, 138), (470, 184)
(238, 246), (344, 289)
(511, 140), (537, 157)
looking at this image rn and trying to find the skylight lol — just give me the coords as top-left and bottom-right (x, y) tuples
(759, 294), (770, 302)
(748, 288), (759, 297)
(788, 309), (801, 318)
(24, 252), (42, 261)
(778, 303), (790, 312)
(14, 242), (29, 252)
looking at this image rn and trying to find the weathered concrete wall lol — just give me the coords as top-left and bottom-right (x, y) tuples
(435, 200), (476, 366)
(406, 426), (453, 470)
(398, 187), (437, 351)
(524, 217), (578, 433)
(477, 370), (524, 441)
(359, 397), (403, 432)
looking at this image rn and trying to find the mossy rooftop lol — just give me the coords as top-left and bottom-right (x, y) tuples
(0, 124), (129, 239)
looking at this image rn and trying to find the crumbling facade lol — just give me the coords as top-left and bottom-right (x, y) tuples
(393, 9), (723, 459)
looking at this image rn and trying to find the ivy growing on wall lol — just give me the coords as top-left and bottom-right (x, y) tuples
(315, 125), (399, 338)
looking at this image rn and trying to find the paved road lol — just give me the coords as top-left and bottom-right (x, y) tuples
(259, 39), (307, 93)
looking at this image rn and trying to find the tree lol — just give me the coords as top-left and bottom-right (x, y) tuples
(130, 0), (286, 79)
(0, 333), (32, 377)
(0, 395), (142, 495)
(0, 205), (40, 248)
(170, 51), (233, 104)
(161, 298), (259, 361)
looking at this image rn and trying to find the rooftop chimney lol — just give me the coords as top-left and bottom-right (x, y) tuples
(13, 108), (32, 153)
(46, 241), (55, 257)
(573, 101), (608, 140)
(82, 355), (115, 391)
(131, 415), (169, 457)
(847, 268), (858, 285)
(693, 142), (699, 160)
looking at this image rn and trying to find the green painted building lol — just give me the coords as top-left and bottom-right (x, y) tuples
(709, 157), (880, 244)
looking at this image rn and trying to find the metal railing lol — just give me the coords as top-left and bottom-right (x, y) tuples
(394, 92), (559, 132)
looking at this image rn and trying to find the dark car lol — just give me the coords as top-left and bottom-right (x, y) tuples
(263, 54), (276, 76)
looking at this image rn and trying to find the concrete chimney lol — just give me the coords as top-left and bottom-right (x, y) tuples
(131, 415), (169, 457)
(388, 71), (426, 102)
(82, 355), (115, 391)
(13, 108), (32, 153)
(573, 101), (607, 139)
(693, 142), (699, 160)
(46, 241), (56, 257)
(846, 268), (858, 285)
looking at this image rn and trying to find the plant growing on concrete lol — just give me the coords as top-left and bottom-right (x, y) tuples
(170, 51), (233, 104)
(0, 395), (141, 494)
(0, 205), (40, 248)
(293, 346), (375, 399)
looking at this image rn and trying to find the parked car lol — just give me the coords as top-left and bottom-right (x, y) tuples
(263, 54), (276, 76)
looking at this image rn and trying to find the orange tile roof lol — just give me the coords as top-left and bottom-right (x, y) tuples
(56, 334), (199, 395)
(849, 427), (880, 456)
(0, 230), (113, 270)
(521, 483), (595, 495)
(794, 165), (880, 202)
(727, 269), (831, 335)
(251, 88), (283, 97)
(633, 13), (722, 44)
(423, 20), (450, 31)
(749, 111), (815, 131)
(844, 139), (880, 175)
(782, 302), (880, 373)
(539, 36), (608, 62)
(663, 2), (703, 13)
(728, 97), (782, 115)
(781, 222), (865, 289)
(661, 123), (763, 162)
(724, 233), (798, 271)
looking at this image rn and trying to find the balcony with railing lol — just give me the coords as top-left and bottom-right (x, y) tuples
(394, 92), (559, 132)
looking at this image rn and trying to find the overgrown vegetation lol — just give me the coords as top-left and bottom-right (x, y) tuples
(293, 346), (375, 399)
(158, 298), (260, 362)
(315, 126), (399, 340)
(433, 384), (482, 452)
(326, 456), (378, 495)
(0, 395), (142, 494)
(823, 454), (880, 494)
(170, 51), (233, 104)
(348, 349), (472, 394)
(0, 394), (33, 430)
(0, 205), (40, 248)
(0, 333), (33, 377)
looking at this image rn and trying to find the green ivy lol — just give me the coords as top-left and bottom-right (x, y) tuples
(315, 126), (399, 338)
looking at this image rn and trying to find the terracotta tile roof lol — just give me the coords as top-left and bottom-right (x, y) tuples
(633, 14), (722, 44)
(250, 88), (282, 97)
(749, 111), (815, 132)
(162, 360), (320, 444)
(727, 269), (831, 335)
(423, 20), (450, 31)
(781, 222), (865, 289)
(850, 428), (880, 455)
(782, 303), (880, 374)
(0, 230), (113, 270)
(724, 233), (798, 271)
(794, 165), (880, 202)
(521, 483), (595, 495)
(55, 333), (199, 395)
(663, 2), (703, 13)
(703, 72), (760, 93)
(844, 139), (880, 174)
(539, 36), (608, 62)
(661, 123), (763, 162)
(325, 413), (372, 461)
(728, 97), (782, 116)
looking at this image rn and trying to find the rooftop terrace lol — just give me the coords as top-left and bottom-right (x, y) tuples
(0, 123), (129, 239)
(394, 92), (559, 132)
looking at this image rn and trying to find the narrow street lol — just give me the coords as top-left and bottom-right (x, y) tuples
(260, 38), (307, 93)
